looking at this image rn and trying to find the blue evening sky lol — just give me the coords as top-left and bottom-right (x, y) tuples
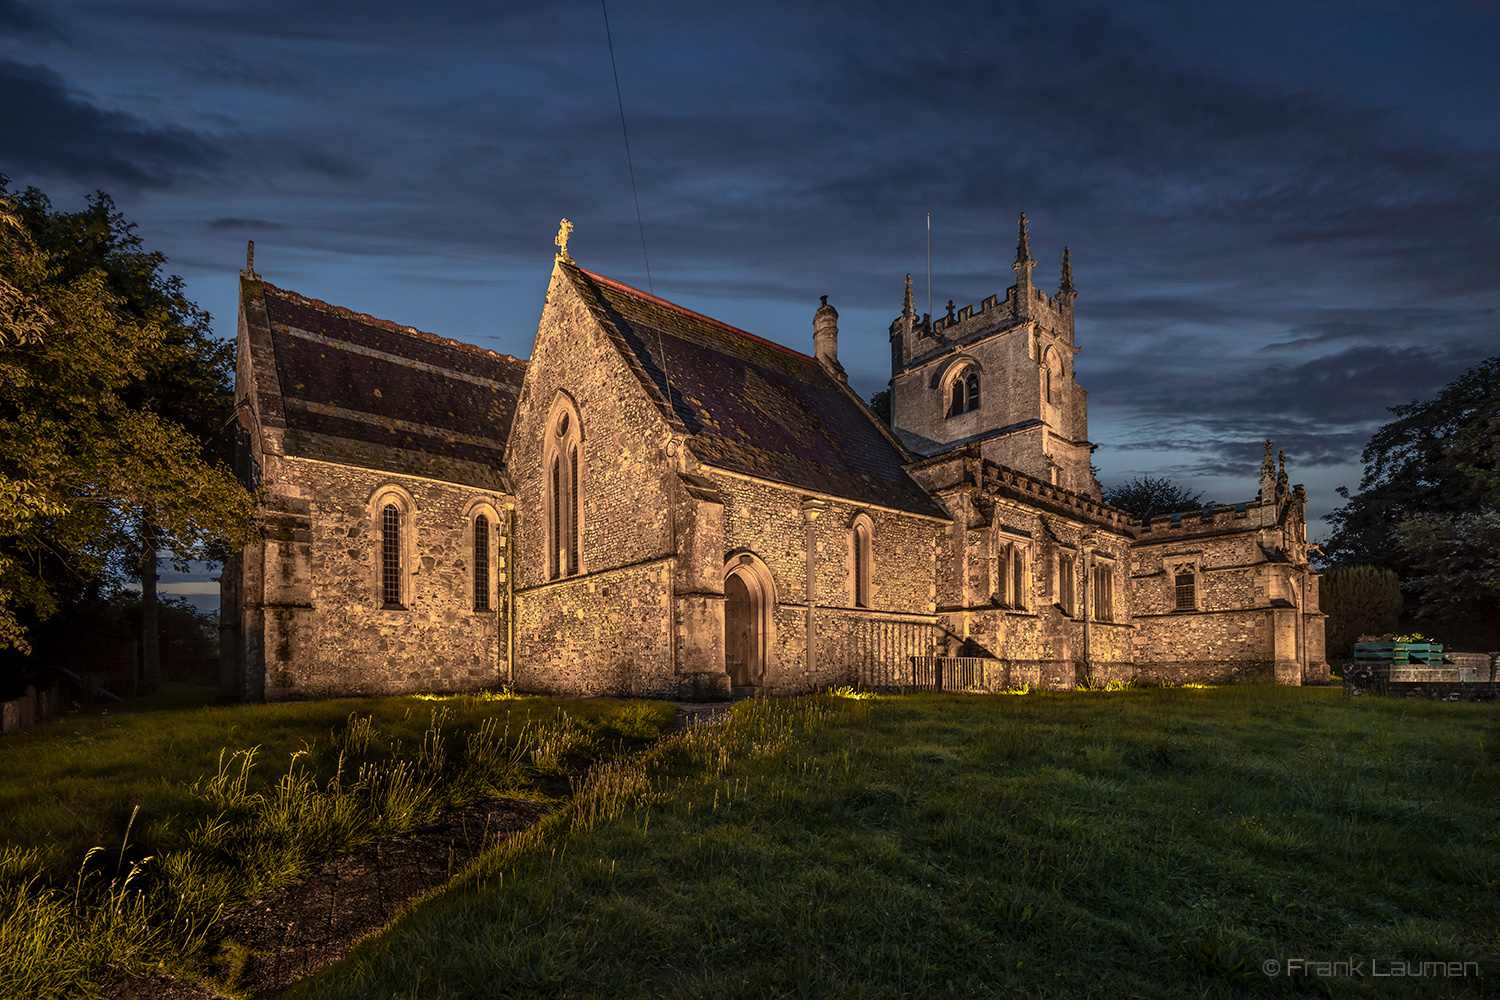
(4, 0), (1497, 611)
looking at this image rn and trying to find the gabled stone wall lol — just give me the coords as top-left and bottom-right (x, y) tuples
(506, 264), (687, 696)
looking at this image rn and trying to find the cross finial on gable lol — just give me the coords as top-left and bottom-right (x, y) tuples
(555, 218), (574, 262)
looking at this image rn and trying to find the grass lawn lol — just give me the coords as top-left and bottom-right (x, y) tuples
(289, 685), (1499, 1000)
(0, 684), (678, 999)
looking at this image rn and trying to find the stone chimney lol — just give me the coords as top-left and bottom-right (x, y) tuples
(814, 295), (846, 381)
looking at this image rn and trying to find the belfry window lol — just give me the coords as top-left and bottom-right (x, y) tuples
(947, 367), (980, 417)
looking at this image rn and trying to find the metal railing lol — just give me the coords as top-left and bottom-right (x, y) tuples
(908, 656), (1001, 693)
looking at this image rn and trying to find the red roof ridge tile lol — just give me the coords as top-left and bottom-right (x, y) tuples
(574, 266), (815, 365)
(260, 279), (527, 368)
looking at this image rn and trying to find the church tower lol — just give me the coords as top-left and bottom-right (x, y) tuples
(886, 216), (1098, 498)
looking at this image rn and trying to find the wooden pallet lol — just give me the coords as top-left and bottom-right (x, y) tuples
(1354, 641), (1443, 665)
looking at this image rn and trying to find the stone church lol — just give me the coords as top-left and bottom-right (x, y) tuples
(220, 218), (1328, 701)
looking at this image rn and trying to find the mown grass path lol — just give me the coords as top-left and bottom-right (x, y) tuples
(292, 687), (1499, 1000)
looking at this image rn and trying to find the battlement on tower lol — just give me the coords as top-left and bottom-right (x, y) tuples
(898, 279), (1074, 361)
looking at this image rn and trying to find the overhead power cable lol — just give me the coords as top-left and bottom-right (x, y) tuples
(601, 0), (652, 295)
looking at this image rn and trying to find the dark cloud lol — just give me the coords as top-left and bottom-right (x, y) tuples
(1089, 341), (1494, 483)
(0, 59), (222, 187)
(0, 0), (54, 37)
(1258, 307), (1499, 351)
(207, 218), (287, 231)
(2, 0), (1494, 531)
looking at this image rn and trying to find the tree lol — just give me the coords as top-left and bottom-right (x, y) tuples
(1322, 355), (1499, 641)
(867, 389), (891, 424)
(1102, 475), (1211, 521)
(1320, 565), (1402, 659)
(0, 181), (256, 668)
(1397, 510), (1500, 615)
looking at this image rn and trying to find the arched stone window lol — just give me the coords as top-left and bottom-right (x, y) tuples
(947, 365), (981, 418)
(1173, 562), (1198, 611)
(1092, 560), (1115, 622)
(1043, 346), (1064, 406)
(1058, 550), (1077, 616)
(474, 514), (491, 611)
(464, 499), (504, 612)
(544, 396), (583, 580)
(996, 539), (1029, 610)
(850, 513), (874, 608)
(382, 504), (402, 606)
(1175, 573), (1195, 609)
(369, 484), (417, 609)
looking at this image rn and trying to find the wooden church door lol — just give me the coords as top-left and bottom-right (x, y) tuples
(725, 572), (756, 687)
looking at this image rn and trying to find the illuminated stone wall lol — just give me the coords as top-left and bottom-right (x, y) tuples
(230, 458), (511, 700)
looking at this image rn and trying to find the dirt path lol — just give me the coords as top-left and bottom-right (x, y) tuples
(106, 701), (734, 999)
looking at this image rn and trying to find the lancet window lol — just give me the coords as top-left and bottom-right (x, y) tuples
(545, 404), (583, 580)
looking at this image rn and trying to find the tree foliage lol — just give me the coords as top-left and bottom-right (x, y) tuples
(1320, 565), (1402, 659)
(1102, 475), (1211, 521)
(1323, 356), (1499, 565)
(0, 181), (256, 653)
(1322, 355), (1499, 636)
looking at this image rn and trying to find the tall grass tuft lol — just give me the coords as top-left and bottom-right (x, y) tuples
(0, 694), (674, 998)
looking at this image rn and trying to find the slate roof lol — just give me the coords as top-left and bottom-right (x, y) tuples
(257, 280), (526, 478)
(561, 262), (948, 520)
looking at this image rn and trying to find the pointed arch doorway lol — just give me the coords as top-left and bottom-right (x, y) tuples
(725, 554), (773, 692)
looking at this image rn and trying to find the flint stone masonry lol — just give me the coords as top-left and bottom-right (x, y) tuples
(224, 458), (511, 700)
(228, 227), (1327, 701)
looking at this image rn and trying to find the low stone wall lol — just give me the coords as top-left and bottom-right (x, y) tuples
(1348, 679), (1500, 702)
(1345, 654), (1500, 701)
(1445, 651), (1498, 682)
(1, 683), (64, 735)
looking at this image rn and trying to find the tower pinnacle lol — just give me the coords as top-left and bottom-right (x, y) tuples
(1013, 213), (1035, 272)
(1058, 246), (1075, 300)
(902, 273), (914, 320)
